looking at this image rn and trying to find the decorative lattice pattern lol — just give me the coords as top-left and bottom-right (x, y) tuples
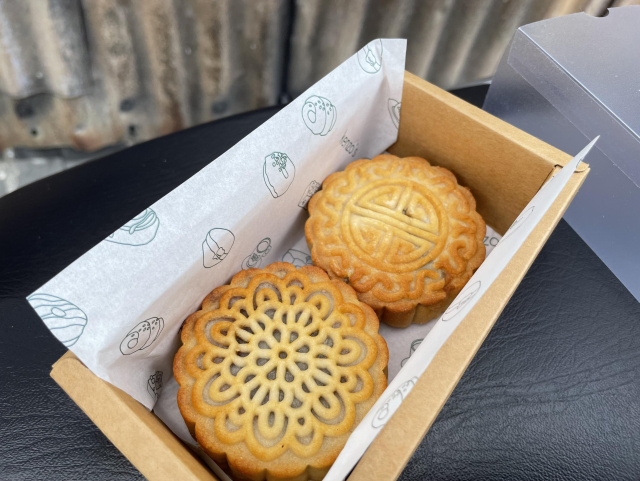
(174, 263), (388, 480)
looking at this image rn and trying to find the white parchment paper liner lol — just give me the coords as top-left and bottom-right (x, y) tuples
(29, 39), (406, 411)
(27, 37), (597, 480)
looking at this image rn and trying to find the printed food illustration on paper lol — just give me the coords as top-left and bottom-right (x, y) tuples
(371, 377), (418, 428)
(442, 280), (481, 321)
(147, 371), (163, 401)
(120, 317), (164, 355)
(105, 208), (159, 246)
(302, 96), (337, 136)
(400, 339), (423, 367)
(502, 206), (535, 241)
(282, 248), (312, 268)
(358, 39), (383, 73)
(241, 238), (272, 269)
(27, 293), (88, 347)
(298, 180), (321, 209)
(202, 228), (235, 268)
(263, 152), (295, 198)
(388, 99), (401, 128)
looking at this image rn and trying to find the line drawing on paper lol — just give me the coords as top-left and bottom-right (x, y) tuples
(388, 99), (400, 129)
(539, 172), (560, 196)
(298, 180), (321, 209)
(242, 238), (272, 269)
(357, 39), (383, 73)
(400, 339), (423, 367)
(371, 377), (419, 429)
(263, 152), (295, 198)
(202, 228), (235, 268)
(502, 206), (535, 241)
(302, 96), (337, 136)
(282, 248), (312, 268)
(120, 317), (164, 355)
(442, 280), (482, 322)
(27, 293), (87, 347)
(147, 371), (163, 401)
(105, 208), (160, 246)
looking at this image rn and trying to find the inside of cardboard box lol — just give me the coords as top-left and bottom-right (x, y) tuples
(48, 72), (581, 481)
(389, 72), (560, 235)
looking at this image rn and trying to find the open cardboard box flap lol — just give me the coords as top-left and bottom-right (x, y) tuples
(50, 72), (589, 481)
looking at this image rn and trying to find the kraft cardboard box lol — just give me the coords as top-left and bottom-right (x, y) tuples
(50, 72), (589, 481)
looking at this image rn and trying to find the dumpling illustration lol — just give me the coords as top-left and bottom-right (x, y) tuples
(357, 39), (383, 73)
(388, 98), (400, 128)
(119, 317), (164, 355)
(202, 228), (235, 268)
(106, 208), (159, 246)
(27, 293), (87, 347)
(242, 238), (272, 269)
(147, 371), (163, 400)
(302, 96), (337, 136)
(263, 152), (295, 198)
(282, 248), (312, 268)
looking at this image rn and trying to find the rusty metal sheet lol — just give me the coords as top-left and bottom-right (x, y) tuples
(0, 0), (621, 197)
(0, 0), (289, 152)
(288, 0), (614, 94)
(611, 0), (640, 6)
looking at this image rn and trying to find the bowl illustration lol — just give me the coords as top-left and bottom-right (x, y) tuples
(106, 208), (160, 246)
(27, 293), (87, 347)
(302, 96), (337, 136)
(282, 248), (312, 268)
(357, 39), (383, 73)
(263, 152), (295, 198)
(388, 99), (400, 128)
(202, 228), (235, 268)
(242, 238), (272, 269)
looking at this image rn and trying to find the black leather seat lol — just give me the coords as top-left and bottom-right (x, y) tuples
(1, 94), (639, 481)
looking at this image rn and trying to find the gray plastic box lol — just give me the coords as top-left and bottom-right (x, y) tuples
(484, 6), (640, 303)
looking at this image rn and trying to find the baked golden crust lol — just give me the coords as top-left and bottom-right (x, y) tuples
(174, 262), (388, 481)
(305, 155), (486, 328)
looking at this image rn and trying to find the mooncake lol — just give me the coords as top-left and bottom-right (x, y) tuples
(305, 154), (486, 328)
(174, 262), (388, 481)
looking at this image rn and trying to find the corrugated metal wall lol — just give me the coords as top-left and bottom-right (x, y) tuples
(0, 0), (636, 196)
(0, 0), (289, 152)
(287, 0), (619, 96)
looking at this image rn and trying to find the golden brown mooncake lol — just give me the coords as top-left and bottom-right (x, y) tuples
(305, 154), (486, 328)
(174, 262), (388, 481)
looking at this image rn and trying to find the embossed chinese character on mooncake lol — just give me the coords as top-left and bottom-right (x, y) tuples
(305, 154), (486, 328)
